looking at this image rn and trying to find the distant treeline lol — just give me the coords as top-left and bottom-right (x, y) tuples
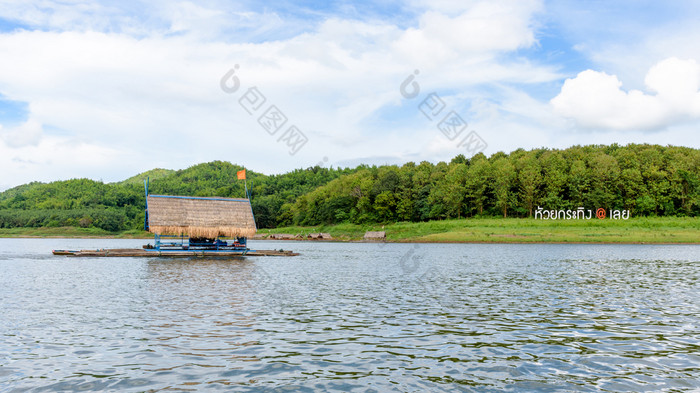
(286, 144), (700, 225)
(0, 144), (698, 231)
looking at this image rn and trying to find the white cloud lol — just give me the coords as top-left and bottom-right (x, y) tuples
(0, 134), (123, 188)
(0, 118), (43, 147)
(393, 1), (541, 67)
(0, 0), (563, 188)
(0, 0), (698, 193)
(0, 0), (108, 31)
(550, 57), (700, 130)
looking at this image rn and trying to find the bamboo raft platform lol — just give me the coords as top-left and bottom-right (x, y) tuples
(52, 249), (299, 257)
(53, 185), (301, 258)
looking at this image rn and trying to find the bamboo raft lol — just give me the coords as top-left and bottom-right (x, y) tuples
(52, 185), (301, 258)
(52, 249), (299, 257)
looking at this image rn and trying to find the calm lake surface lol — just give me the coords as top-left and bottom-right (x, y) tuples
(1, 239), (699, 392)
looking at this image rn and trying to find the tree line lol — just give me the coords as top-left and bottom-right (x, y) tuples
(0, 144), (698, 232)
(284, 144), (700, 225)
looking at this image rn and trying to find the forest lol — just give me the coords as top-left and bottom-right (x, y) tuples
(0, 144), (698, 232)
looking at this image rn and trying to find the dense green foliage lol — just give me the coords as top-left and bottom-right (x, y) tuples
(0, 161), (355, 231)
(286, 144), (700, 225)
(0, 144), (698, 232)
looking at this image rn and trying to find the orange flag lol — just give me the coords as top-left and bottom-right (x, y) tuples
(237, 170), (246, 180)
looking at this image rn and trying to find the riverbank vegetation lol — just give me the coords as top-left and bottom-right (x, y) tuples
(280, 217), (700, 243)
(3, 217), (697, 243)
(0, 227), (147, 238)
(0, 144), (698, 235)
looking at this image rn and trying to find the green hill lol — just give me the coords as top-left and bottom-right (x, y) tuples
(116, 168), (175, 186)
(0, 144), (698, 233)
(0, 160), (356, 230)
(282, 144), (700, 226)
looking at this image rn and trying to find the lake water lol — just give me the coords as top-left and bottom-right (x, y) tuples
(1, 239), (699, 392)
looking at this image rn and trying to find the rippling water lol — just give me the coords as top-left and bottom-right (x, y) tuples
(1, 239), (699, 392)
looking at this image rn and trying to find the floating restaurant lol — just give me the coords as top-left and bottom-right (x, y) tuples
(145, 193), (257, 253)
(53, 175), (297, 257)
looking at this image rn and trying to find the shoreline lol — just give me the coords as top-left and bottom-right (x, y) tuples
(1, 217), (698, 244)
(1, 235), (698, 245)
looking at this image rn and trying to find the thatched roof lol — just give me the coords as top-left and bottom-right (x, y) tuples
(147, 195), (256, 238)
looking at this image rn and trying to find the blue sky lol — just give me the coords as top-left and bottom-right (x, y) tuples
(1, 0), (700, 190)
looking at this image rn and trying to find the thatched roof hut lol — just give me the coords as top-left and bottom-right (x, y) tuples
(147, 195), (256, 238)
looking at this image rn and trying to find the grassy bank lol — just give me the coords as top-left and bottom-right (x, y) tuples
(261, 217), (700, 243)
(1, 217), (698, 243)
(0, 227), (151, 238)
